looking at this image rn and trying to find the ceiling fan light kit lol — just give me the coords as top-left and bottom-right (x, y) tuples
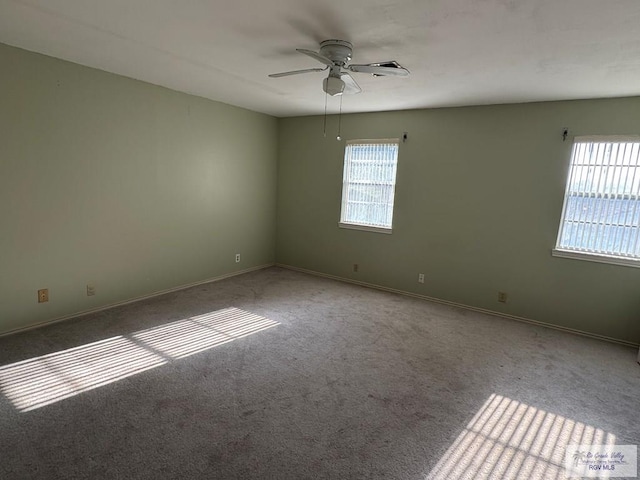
(323, 75), (345, 96)
(269, 39), (409, 96)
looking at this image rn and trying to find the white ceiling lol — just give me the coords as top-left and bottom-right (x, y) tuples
(2, 0), (640, 117)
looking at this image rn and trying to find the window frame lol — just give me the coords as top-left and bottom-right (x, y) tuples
(552, 135), (640, 268)
(338, 138), (400, 234)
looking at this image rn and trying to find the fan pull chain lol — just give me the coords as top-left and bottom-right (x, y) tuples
(337, 94), (343, 141)
(323, 91), (328, 137)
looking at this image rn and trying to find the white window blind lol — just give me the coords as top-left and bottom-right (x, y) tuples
(339, 139), (399, 232)
(554, 136), (640, 265)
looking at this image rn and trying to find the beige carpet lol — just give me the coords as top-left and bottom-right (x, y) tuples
(0, 267), (638, 479)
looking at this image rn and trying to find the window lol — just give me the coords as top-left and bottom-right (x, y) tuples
(553, 136), (640, 267)
(339, 139), (399, 233)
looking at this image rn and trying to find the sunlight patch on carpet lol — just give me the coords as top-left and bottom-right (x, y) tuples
(425, 393), (616, 480)
(0, 307), (278, 412)
(132, 308), (278, 359)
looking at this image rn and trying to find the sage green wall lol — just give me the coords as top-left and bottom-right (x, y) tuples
(276, 98), (640, 344)
(2, 41), (638, 345)
(0, 43), (277, 335)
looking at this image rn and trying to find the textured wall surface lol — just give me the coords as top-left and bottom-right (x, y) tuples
(0, 43), (278, 334)
(276, 99), (640, 344)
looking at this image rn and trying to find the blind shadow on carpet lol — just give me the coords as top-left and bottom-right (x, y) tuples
(0, 307), (279, 412)
(425, 393), (619, 480)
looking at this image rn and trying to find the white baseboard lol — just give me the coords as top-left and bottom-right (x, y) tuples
(0, 263), (274, 338)
(276, 263), (640, 349)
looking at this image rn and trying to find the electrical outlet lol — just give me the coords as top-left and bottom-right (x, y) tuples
(235, 253), (241, 263)
(353, 263), (358, 273)
(38, 288), (49, 303)
(418, 273), (425, 284)
(498, 291), (508, 303)
(87, 284), (96, 296)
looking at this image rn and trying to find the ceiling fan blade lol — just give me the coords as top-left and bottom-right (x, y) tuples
(340, 72), (362, 94)
(268, 67), (328, 78)
(348, 64), (410, 77)
(296, 48), (334, 67)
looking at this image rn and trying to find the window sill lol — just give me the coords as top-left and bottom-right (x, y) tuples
(552, 248), (640, 268)
(338, 222), (392, 234)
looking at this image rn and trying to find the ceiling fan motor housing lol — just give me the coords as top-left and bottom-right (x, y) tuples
(319, 39), (353, 66)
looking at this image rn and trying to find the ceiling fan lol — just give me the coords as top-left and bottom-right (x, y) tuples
(269, 39), (409, 96)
